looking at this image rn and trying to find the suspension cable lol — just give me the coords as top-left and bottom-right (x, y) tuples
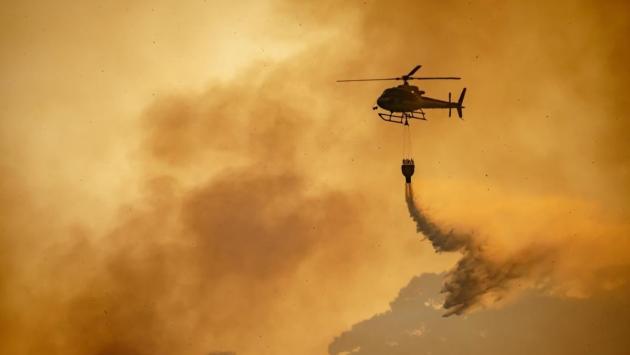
(402, 122), (412, 160)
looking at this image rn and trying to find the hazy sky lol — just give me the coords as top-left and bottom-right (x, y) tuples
(1, 1), (629, 354)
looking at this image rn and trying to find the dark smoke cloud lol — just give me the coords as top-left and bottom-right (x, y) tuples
(405, 184), (551, 316)
(329, 268), (630, 355)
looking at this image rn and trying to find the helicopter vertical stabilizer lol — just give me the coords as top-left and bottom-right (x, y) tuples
(456, 88), (466, 119)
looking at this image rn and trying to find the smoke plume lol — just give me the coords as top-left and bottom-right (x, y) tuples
(405, 184), (550, 316)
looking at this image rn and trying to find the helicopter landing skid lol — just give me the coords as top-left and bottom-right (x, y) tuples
(377, 110), (426, 125)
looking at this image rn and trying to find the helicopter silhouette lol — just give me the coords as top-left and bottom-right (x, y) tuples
(337, 65), (466, 125)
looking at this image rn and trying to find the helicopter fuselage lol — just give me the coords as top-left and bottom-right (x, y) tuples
(376, 84), (426, 113)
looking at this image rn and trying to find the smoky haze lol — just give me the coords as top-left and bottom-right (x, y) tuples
(1, 1), (630, 355)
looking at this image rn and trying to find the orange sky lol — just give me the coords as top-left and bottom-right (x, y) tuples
(1, 1), (629, 354)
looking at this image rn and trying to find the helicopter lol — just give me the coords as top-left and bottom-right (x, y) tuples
(337, 65), (466, 125)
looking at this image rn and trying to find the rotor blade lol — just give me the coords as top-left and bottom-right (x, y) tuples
(409, 76), (461, 80)
(336, 77), (401, 82)
(406, 65), (422, 77)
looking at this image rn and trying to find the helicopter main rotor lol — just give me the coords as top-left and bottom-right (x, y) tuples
(336, 65), (460, 85)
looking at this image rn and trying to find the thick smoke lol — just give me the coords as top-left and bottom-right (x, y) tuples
(0, 60), (370, 355)
(405, 184), (550, 316)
